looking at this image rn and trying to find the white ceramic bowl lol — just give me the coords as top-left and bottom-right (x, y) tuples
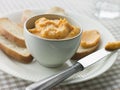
(24, 14), (82, 67)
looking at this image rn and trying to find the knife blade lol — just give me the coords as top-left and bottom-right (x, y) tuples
(26, 48), (114, 90)
(78, 48), (112, 68)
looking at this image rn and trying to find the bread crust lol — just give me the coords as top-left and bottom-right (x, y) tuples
(0, 42), (33, 64)
(0, 18), (26, 47)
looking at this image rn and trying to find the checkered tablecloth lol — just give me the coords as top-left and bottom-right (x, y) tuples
(0, 0), (120, 90)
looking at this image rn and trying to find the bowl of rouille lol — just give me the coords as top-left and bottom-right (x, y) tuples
(24, 14), (82, 67)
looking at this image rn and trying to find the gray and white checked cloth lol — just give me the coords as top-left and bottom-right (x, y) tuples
(0, 0), (120, 90)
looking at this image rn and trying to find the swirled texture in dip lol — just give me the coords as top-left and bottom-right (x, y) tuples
(29, 17), (80, 39)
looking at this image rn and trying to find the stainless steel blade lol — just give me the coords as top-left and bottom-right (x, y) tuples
(78, 48), (112, 68)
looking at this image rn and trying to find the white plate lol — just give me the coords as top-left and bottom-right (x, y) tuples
(0, 10), (118, 84)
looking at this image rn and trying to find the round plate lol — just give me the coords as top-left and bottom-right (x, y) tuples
(0, 9), (117, 84)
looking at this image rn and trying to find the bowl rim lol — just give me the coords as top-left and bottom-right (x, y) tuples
(24, 14), (83, 42)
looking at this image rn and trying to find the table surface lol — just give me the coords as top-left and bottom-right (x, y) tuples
(0, 0), (120, 90)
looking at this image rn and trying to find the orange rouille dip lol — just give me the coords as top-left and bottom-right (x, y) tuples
(105, 41), (120, 51)
(29, 17), (80, 39)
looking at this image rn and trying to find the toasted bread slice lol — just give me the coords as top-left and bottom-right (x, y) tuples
(81, 30), (100, 48)
(21, 10), (35, 25)
(0, 18), (26, 47)
(71, 30), (100, 60)
(71, 44), (99, 60)
(45, 7), (66, 15)
(0, 35), (33, 64)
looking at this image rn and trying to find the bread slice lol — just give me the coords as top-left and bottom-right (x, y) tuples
(81, 30), (100, 48)
(0, 35), (33, 64)
(21, 10), (35, 25)
(45, 7), (66, 15)
(71, 44), (99, 60)
(71, 30), (100, 60)
(0, 18), (26, 47)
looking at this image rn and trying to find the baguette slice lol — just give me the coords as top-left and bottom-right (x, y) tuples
(71, 44), (99, 60)
(45, 7), (66, 15)
(0, 18), (26, 47)
(71, 30), (100, 60)
(21, 10), (35, 25)
(0, 35), (33, 64)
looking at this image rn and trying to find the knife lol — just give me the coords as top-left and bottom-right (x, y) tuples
(26, 48), (115, 90)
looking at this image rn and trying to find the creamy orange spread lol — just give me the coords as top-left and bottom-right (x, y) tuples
(81, 30), (100, 48)
(29, 17), (80, 39)
(105, 41), (120, 51)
